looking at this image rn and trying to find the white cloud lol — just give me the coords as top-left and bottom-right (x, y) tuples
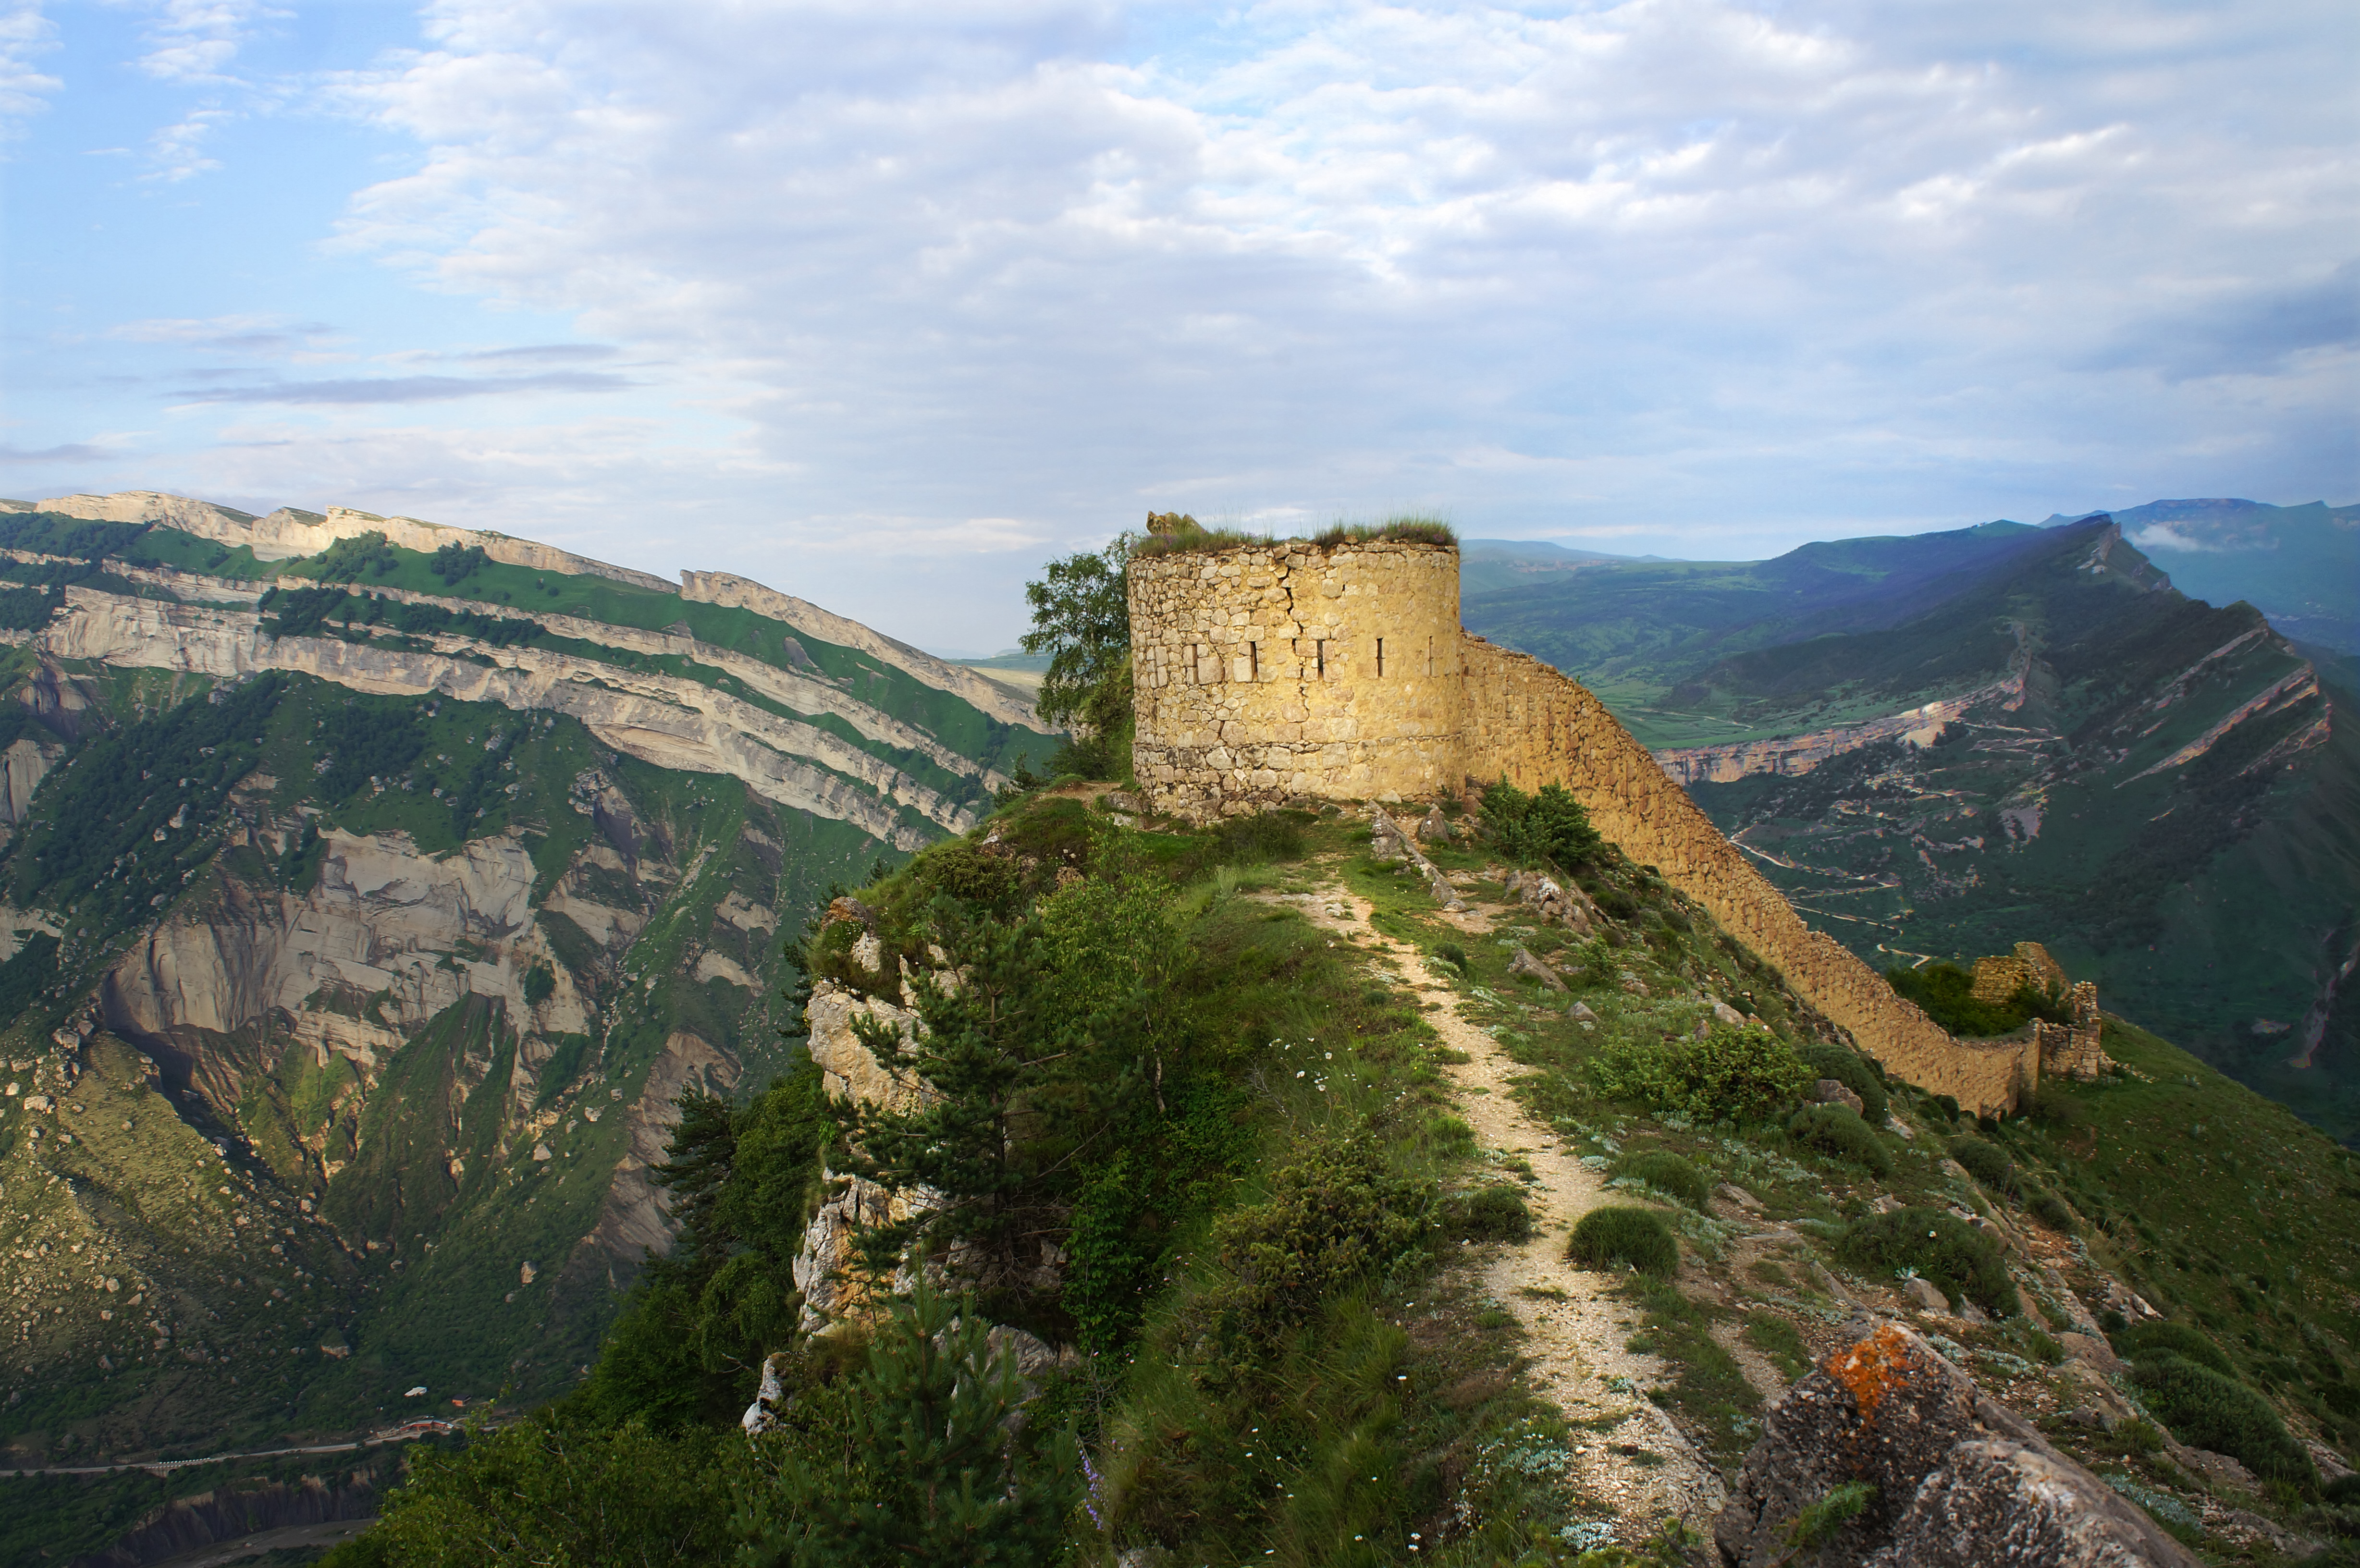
(134, 0), (283, 86)
(20, 0), (2355, 649)
(0, 0), (61, 131)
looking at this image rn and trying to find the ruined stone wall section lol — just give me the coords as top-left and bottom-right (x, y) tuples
(1129, 539), (2040, 1114)
(1456, 633), (2035, 1116)
(1129, 540), (1465, 817)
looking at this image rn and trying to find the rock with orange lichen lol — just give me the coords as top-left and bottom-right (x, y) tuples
(1715, 1321), (2202, 1567)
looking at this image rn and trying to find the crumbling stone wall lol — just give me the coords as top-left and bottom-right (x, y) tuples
(1129, 538), (2043, 1114)
(1457, 634), (2037, 1116)
(1129, 539), (1463, 816)
(1972, 942), (2069, 1005)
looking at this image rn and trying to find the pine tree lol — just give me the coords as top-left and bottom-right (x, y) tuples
(734, 1271), (1081, 1566)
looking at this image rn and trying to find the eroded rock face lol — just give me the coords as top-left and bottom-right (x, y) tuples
(804, 981), (926, 1114)
(1716, 1322), (2201, 1568)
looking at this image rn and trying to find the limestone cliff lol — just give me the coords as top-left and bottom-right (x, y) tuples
(0, 490), (1053, 1457)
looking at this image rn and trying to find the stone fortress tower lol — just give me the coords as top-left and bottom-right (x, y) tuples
(1129, 533), (2065, 1116)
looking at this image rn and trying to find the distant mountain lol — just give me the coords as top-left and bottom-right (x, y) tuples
(0, 491), (1052, 1465)
(1462, 519), (2062, 748)
(1457, 537), (1670, 597)
(1464, 514), (2360, 1143)
(2041, 498), (2360, 654)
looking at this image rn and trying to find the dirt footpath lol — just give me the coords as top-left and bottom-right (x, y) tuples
(1278, 875), (1730, 1533)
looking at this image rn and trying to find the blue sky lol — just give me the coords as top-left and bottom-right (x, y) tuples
(2, 0), (2353, 653)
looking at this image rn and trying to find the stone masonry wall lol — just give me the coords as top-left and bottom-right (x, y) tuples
(1128, 538), (2040, 1114)
(1456, 635), (2037, 1116)
(1129, 540), (1464, 817)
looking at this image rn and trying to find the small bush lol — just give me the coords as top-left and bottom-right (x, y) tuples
(1838, 1207), (2018, 1318)
(1479, 776), (1602, 869)
(1798, 1041), (1888, 1123)
(1197, 1138), (1437, 1353)
(1788, 1104), (1893, 1176)
(1568, 1207), (1680, 1278)
(1434, 941), (1469, 974)
(2024, 1188), (2077, 1234)
(1590, 1028), (1813, 1124)
(2132, 1358), (2316, 1484)
(1449, 1184), (1536, 1242)
(1614, 1150), (1712, 1209)
(1946, 1136), (2013, 1192)
(2116, 1321), (2235, 1377)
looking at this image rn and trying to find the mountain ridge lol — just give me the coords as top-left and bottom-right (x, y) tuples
(0, 491), (1054, 1480)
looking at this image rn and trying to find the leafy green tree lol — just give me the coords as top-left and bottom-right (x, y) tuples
(1020, 536), (1136, 769)
(733, 1271), (1082, 1566)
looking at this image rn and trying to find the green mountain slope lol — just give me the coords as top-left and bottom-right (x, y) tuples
(0, 491), (1055, 1467)
(2056, 498), (2360, 655)
(1465, 516), (2360, 1143)
(1462, 520), (2074, 749)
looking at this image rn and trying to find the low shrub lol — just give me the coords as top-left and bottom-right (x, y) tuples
(1449, 1183), (1535, 1243)
(1946, 1136), (2013, 1192)
(1788, 1104), (1893, 1176)
(1479, 776), (1602, 869)
(2132, 1358), (2316, 1484)
(1798, 1041), (1887, 1124)
(1568, 1207), (1679, 1278)
(1590, 1028), (1813, 1124)
(2116, 1320), (2236, 1377)
(1614, 1150), (1713, 1209)
(1838, 1207), (2018, 1318)
(2024, 1188), (2078, 1235)
(1196, 1137), (1437, 1354)
(1434, 941), (1469, 974)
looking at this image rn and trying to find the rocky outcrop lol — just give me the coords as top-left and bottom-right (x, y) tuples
(36, 490), (672, 591)
(101, 829), (562, 1097)
(680, 569), (1041, 731)
(581, 1029), (738, 1271)
(0, 734), (60, 826)
(1715, 1322), (2200, 1568)
(792, 980), (940, 1330)
(42, 588), (961, 847)
(1655, 664), (2028, 786)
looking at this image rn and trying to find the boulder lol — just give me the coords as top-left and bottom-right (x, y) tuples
(1813, 1078), (1867, 1116)
(1901, 1276), (1949, 1313)
(1867, 1439), (2206, 1568)
(1415, 805), (1454, 843)
(1509, 947), (1567, 992)
(1715, 1322), (2201, 1568)
(2057, 1332), (2123, 1376)
(1569, 1001), (1600, 1025)
(820, 894), (878, 931)
(1712, 999), (1748, 1029)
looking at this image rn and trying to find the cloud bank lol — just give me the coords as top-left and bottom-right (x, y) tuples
(8, 0), (2355, 648)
